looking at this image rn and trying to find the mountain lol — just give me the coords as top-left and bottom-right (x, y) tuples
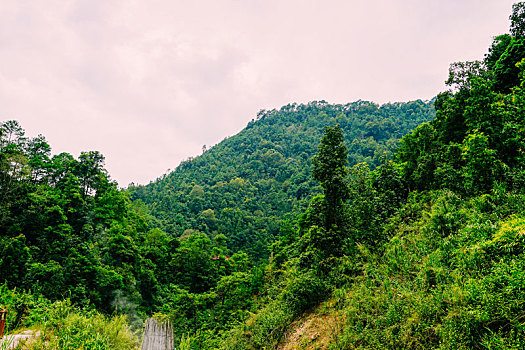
(129, 100), (435, 259)
(2, 3), (524, 348)
(0, 100), (435, 346)
(210, 3), (525, 349)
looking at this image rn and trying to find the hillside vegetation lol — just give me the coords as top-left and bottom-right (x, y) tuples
(129, 99), (435, 259)
(206, 3), (525, 349)
(0, 78), (434, 349)
(0, 2), (524, 349)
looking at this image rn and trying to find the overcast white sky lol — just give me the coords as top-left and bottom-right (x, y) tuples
(0, 0), (518, 186)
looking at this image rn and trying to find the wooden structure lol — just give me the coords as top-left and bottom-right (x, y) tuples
(0, 310), (7, 339)
(140, 318), (174, 350)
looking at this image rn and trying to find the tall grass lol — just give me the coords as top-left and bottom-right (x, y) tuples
(0, 287), (139, 350)
(31, 312), (138, 350)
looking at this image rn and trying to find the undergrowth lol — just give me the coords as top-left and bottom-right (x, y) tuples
(0, 287), (139, 350)
(217, 191), (525, 349)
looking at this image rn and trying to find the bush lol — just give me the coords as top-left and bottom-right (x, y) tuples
(281, 269), (329, 316)
(0, 287), (138, 350)
(27, 303), (138, 350)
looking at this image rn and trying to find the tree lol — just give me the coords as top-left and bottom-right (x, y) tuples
(446, 61), (486, 92)
(491, 38), (525, 92)
(485, 3), (525, 93)
(312, 125), (349, 230)
(461, 131), (501, 194)
(299, 125), (352, 259)
(0, 234), (31, 288)
(510, 2), (525, 38)
(26, 135), (51, 183)
(75, 151), (106, 198)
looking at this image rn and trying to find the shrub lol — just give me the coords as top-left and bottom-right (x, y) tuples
(281, 269), (329, 316)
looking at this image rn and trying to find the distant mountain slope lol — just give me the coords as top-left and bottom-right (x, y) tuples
(129, 100), (435, 259)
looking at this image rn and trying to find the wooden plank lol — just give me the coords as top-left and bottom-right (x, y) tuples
(141, 318), (174, 350)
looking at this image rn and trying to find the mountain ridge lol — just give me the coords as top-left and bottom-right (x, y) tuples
(129, 99), (436, 259)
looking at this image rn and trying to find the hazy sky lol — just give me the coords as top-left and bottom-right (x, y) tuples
(0, 0), (518, 186)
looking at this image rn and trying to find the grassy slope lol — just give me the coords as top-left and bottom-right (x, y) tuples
(0, 285), (139, 350)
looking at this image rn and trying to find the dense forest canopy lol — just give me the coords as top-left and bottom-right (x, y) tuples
(129, 100), (435, 259)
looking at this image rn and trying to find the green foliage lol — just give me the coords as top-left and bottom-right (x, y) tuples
(0, 285), (138, 349)
(0, 121), (167, 322)
(4, 4), (525, 349)
(510, 1), (525, 37)
(312, 125), (349, 230)
(461, 132), (501, 194)
(1, 95), (435, 349)
(280, 268), (329, 316)
(129, 100), (435, 260)
(398, 11), (525, 196)
(225, 301), (292, 350)
(0, 234), (31, 287)
(219, 4), (525, 349)
(34, 311), (137, 350)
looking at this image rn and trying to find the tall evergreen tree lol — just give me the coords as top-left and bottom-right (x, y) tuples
(312, 124), (349, 230)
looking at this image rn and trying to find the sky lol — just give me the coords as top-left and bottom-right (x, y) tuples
(0, 0), (519, 186)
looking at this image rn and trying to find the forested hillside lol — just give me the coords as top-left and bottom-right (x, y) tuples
(206, 3), (525, 349)
(0, 100), (435, 347)
(1, 2), (524, 349)
(129, 100), (435, 259)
